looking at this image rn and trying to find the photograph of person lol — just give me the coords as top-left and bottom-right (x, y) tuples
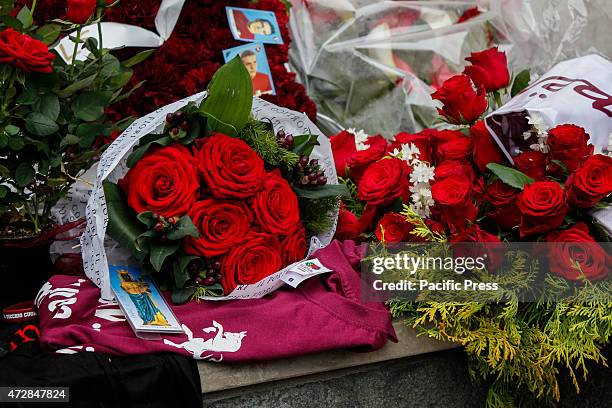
(223, 43), (276, 96)
(226, 6), (283, 44)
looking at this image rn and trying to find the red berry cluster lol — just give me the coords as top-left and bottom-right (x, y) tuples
(152, 214), (178, 243)
(193, 259), (223, 287)
(165, 111), (190, 140)
(275, 129), (294, 150)
(297, 156), (327, 186)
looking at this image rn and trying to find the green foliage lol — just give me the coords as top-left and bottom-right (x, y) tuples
(299, 197), (339, 234)
(239, 119), (299, 168)
(511, 69), (531, 97)
(338, 177), (364, 217)
(487, 163), (534, 189)
(293, 184), (349, 200)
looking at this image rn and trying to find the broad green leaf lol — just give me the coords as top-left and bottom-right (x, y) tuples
(150, 240), (180, 272)
(35, 93), (60, 121)
(16, 6), (32, 28)
(60, 134), (80, 147)
(8, 135), (24, 150)
(123, 49), (155, 68)
(487, 163), (534, 189)
(511, 69), (531, 97)
(37, 24), (62, 45)
(15, 163), (35, 187)
(136, 211), (158, 228)
(174, 255), (199, 288)
(198, 56), (252, 136)
(57, 74), (97, 98)
(5, 125), (19, 136)
(292, 134), (319, 156)
(0, 185), (8, 198)
(293, 184), (350, 199)
(0, 132), (7, 148)
(103, 181), (148, 261)
(107, 66), (133, 90)
(171, 286), (196, 305)
(25, 112), (59, 136)
(0, 164), (10, 178)
(166, 215), (199, 240)
(126, 135), (172, 168)
(71, 91), (108, 121)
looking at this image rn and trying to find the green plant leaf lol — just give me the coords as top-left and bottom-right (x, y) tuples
(174, 255), (199, 288)
(103, 181), (148, 261)
(60, 134), (80, 147)
(511, 69), (531, 97)
(292, 134), (319, 156)
(198, 56), (252, 136)
(150, 240), (180, 272)
(0, 132), (7, 149)
(293, 184), (350, 199)
(487, 163), (534, 189)
(15, 162), (35, 187)
(37, 24), (61, 45)
(25, 112), (59, 136)
(5, 125), (20, 136)
(0, 185), (8, 198)
(171, 286), (196, 305)
(166, 215), (199, 240)
(136, 211), (158, 228)
(16, 6), (32, 28)
(35, 93), (60, 121)
(57, 74), (97, 98)
(126, 135), (172, 168)
(72, 92), (108, 121)
(0, 164), (10, 178)
(123, 49), (155, 68)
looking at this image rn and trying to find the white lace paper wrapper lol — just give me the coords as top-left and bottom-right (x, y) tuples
(67, 94), (337, 300)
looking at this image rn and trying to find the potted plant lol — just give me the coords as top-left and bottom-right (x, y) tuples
(0, 0), (148, 306)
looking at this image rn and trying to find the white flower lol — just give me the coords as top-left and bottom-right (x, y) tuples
(410, 162), (435, 184)
(391, 143), (421, 164)
(527, 113), (548, 136)
(347, 128), (369, 151)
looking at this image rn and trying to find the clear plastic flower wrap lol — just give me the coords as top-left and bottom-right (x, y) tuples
(288, 0), (611, 136)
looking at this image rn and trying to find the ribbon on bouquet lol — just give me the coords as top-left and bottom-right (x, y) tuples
(55, 0), (186, 62)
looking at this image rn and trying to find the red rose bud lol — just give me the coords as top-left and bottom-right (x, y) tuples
(357, 158), (410, 206)
(118, 143), (199, 218)
(335, 207), (360, 241)
(66, 0), (97, 24)
(517, 181), (569, 238)
(546, 223), (611, 282)
(471, 120), (504, 172)
(374, 212), (421, 244)
(0, 28), (55, 73)
(432, 74), (488, 124)
(463, 47), (510, 92)
(484, 180), (521, 230)
(547, 124), (594, 172)
(431, 175), (479, 231)
(565, 154), (612, 208)
(514, 150), (547, 180)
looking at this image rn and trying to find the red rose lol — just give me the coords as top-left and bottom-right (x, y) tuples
(0, 28), (55, 73)
(435, 160), (475, 183)
(546, 223), (611, 282)
(517, 181), (569, 237)
(450, 225), (504, 272)
(431, 175), (478, 231)
(431, 74), (487, 124)
(565, 154), (612, 208)
(471, 120), (504, 172)
(457, 7), (480, 23)
(359, 204), (379, 234)
(66, 0), (96, 24)
(547, 124), (594, 172)
(279, 225), (307, 266)
(184, 199), (252, 258)
(196, 133), (265, 199)
(484, 180), (520, 230)
(463, 47), (510, 92)
(253, 173), (300, 236)
(330, 131), (386, 181)
(514, 150), (546, 180)
(357, 158), (410, 206)
(221, 232), (282, 294)
(335, 207), (360, 241)
(387, 132), (434, 164)
(436, 135), (473, 162)
(374, 212), (419, 243)
(119, 143), (199, 218)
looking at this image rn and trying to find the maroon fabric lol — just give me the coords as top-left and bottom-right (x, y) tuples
(37, 240), (396, 362)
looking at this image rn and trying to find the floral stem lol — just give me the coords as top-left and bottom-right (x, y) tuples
(494, 92), (503, 109)
(70, 26), (82, 75)
(96, 9), (103, 50)
(30, 0), (37, 15)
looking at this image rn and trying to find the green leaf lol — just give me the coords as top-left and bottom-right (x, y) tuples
(8, 135), (24, 150)
(126, 135), (172, 168)
(71, 92), (108, 121)
(60, 134), (80, 147)
(107, 66), (133, 90)
(16, 6), (32, 28)
(37, 24), (62, 45)
(150, 240), (180, 272)
(25, 112), (59, 136)
(35, 93), (60, 121)
(103, 181), (148, 261)
(57, 74), (97, 98)
(293, 184), (350, 199)
(0, 132), (7, 149)
(171, 286), (196, 305)
(16, 86), (38, 105)
(136, 211), (158, 228)
(0, 164), (10, 178)
(487, 163), (534, 189)
(511, 69), (531, 97)
(175, 255), (199, 288)
(292, 134), (319, 156)
(46, 177), (67, 187)
(15, 163), (35, 187)
(198, 56), (253, 136)
(166, 215), (200, 240)
(0, 185), (8, 198)
(123, 49), (155, 68)
(5, 125), (19, 136)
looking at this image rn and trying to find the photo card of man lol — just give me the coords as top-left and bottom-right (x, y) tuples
(109, 265), (183, 334)
(223, 42), (276, 97)
(226, 6), (283, 44)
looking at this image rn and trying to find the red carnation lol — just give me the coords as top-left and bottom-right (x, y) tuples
(432, 74), (487, 124)
(463, 47), (510, 92)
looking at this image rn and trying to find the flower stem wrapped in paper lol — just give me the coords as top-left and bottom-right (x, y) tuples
(81, 58), (347, 304)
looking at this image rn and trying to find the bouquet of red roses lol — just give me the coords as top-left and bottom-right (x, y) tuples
(95, 58), (345, 303)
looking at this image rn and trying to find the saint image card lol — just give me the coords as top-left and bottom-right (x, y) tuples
(109, 265), (183, 334)
(223, 43), (276, 97)
(226, 7), (283, 45)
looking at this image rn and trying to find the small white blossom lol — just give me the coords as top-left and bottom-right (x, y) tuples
(410, 162), (435, 184)
(347, 128), (369, 151)
(527, 113), (548, 136)
(391, 143), (421, 164)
